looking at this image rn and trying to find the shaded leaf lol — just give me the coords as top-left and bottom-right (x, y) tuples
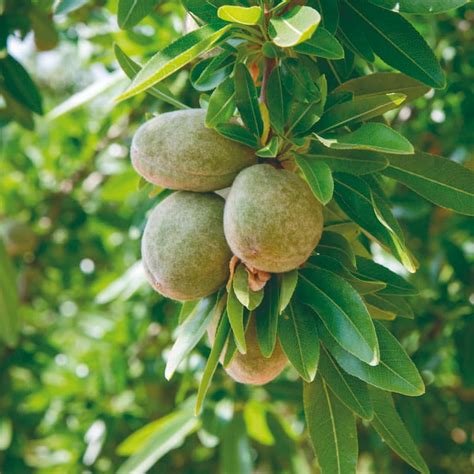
(279, 301), (320, 382)
(369, 387), (429, 473)
(319, 346), (373, 420)
(345, 0), (445, 88)
(304, 374), (358, 474)
(294, 27), (344, 59)
(319, 320), (425, 396)
(382, 152), (474, 216)
(298, 267), (379, 365)
(255, 275), (279, 358)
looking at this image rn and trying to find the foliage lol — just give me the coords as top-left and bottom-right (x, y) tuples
(0, 1), (473, 473)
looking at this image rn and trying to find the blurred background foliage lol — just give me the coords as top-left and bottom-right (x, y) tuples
(0, 1), (473, 473)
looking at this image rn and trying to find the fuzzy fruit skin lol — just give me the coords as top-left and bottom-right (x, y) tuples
(131, 109), (256, 192)
(142, 192), (232, 301)
(224, 164), (323, 273)
(208, 313), (287, 385)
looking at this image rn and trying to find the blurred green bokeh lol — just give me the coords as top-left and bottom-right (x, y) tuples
(0, 1), (472, 473)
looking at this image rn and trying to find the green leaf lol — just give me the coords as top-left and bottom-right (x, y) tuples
(369, 186), (417, 273)
(308, 255), (387, 295)
(227, 287), (247, 354)
(304, 374), (358, 474)
(305, 142), (389, 175)
(338, 5), (375, 62)
(270, 6), (321, 48)
(298, 267), (379, 365)
(315, 93), (406, 134)
(196, 313), (230, 415)
(234, 63), (263, 139)
(382, 152), (474, 216)
(278, 270), (299, 314)
(256, 136), (281, 158)
(319, 346), (373, 420)
(369, 387), (429, 473)
(319, 320), (425, 396)
(0, 241), (20, 346)
(333, 72), (430, 102)
(296, 155), (334, 205)
(345, 0), (445, 89)
(116, 24), (231, 102)
(178, 300), (199, 324)
(354, 256), (417, 296)
(220, 412), (253, 474)
(315, 0), (339, 34)
(333, 174), (413, 268)
(114, 44), (189, 109)
(117, 405), (199, 473)
(368, 0), (468, 14)
(117, 399), (196, 455)
(54, 0), (89, 15)
(223, 311), (250, 367)
(217, 5), (262, 25)
(279, 301), (320, 382)
(0, 55), (43, 115)
(317, 123), (414, 155)
(365, 294), (414, 319)
(165, 295), (221, 380)
(244, 400), (275, 446)
(232, 264), (264, 311)
(182, 0), (230, 23)
(316, 231), (356, 270)
(293, 27), (344, 59)
(117, 0), (158, 29)
(206, 77), (235, 128)
(255, 275), (280, 358)
(215, 123), (259, 148)
(266, 65), (289, 134)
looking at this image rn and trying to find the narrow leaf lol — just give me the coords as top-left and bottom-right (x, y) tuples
(298, 267), (379, 366)
(305, 142), (389, 175)
(279, 301), (320, 382)
(215, 123), (259, 148)
(346, 0), (445, 88)
(255, 275), (279, 358)
(317, 123), (414, 155)
(304, 374), (358, 474)
(114, 44), (189, 109)
(369, 387), (429, 473)
(296, 155), (334, 205)
(333, 72), (430, 102)
(319, 320), (425, 396)
(165, 295), (221, 380)
(315, 93), (406, 134)
(234, 63), (263, 139)
(382, 152), (474, 216)
(117, 407), (198, 473)
(278, 270), (299, 314)
(116, 24), (231, 102)
(196, 313), (230, 415)
(206, 77), (235, 128)
(319, 346), (373, 420)
(227, 287), (247, 354)
(368, 0), (468, 14)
